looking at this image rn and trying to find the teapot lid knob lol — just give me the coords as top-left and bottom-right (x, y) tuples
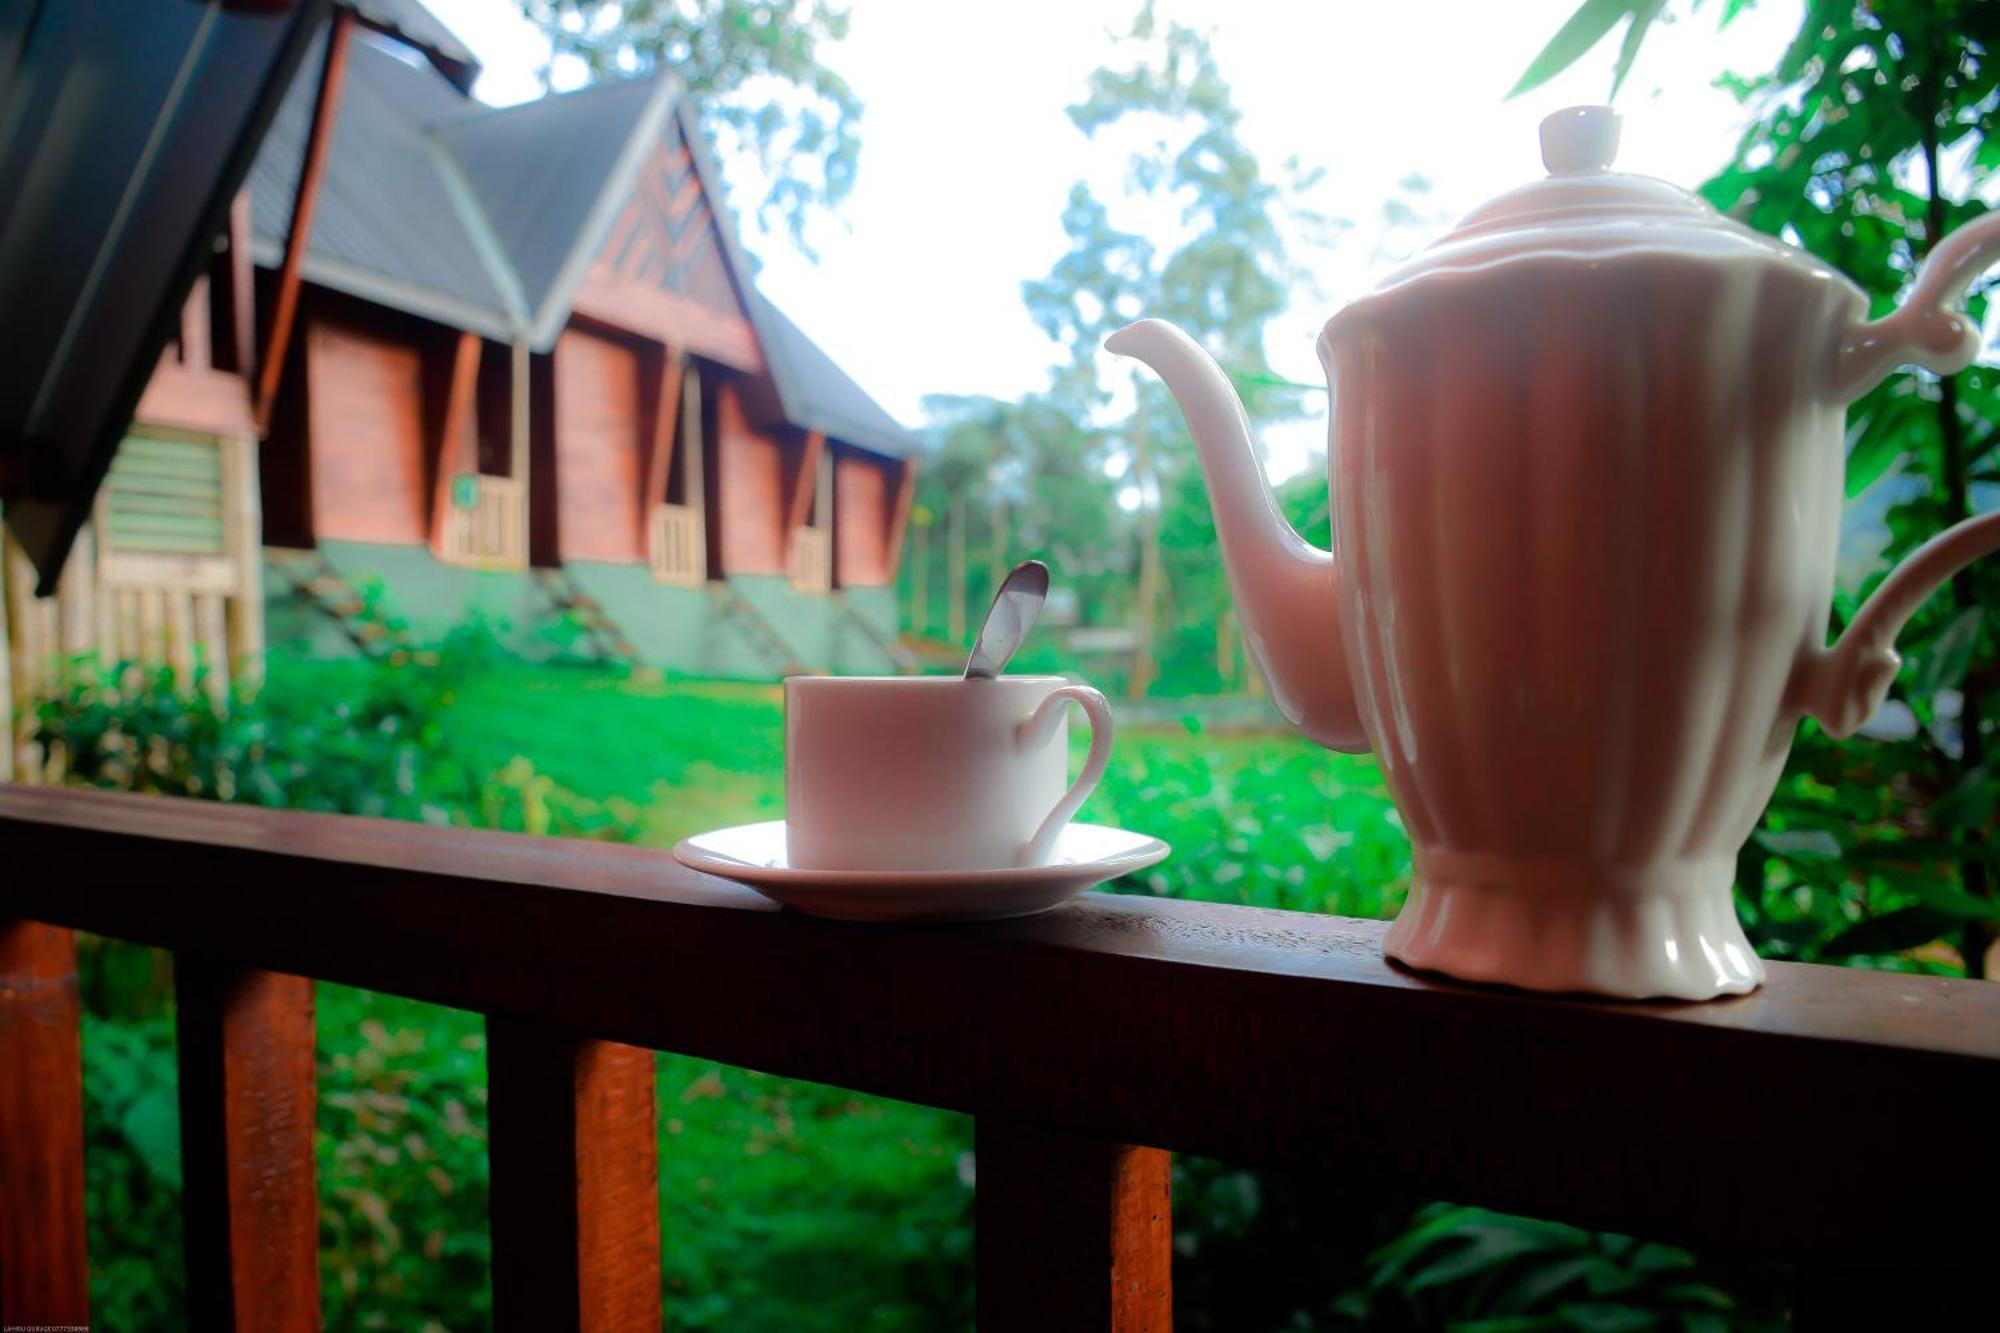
(1540, 105), (1621, 175)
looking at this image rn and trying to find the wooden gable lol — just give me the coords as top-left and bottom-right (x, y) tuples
(568, 116), (763, 374)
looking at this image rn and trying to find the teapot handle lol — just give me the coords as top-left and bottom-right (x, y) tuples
(1834, 212), (2000, 401)
(1790, 513), (2000, 738)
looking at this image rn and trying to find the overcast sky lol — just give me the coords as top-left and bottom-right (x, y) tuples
(425, 0), (1802, 475)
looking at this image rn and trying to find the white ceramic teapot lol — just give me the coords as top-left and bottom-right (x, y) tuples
(1110, 106), (2000, 1000)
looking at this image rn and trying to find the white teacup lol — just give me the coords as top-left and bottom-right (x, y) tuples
(785, 675), (1114, 871)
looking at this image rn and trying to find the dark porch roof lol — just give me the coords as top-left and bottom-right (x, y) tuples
(247, 9), (923, 463)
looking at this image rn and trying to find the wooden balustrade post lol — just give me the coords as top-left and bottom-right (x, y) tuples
(175, 958), (319, 1332)
(485, 1018), (662, 1333)
(975, 1118), (1173, 1333)
(0, 921), (89, 1328)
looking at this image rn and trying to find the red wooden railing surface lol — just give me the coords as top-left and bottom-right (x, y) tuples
(2, 782), (1996, 1330)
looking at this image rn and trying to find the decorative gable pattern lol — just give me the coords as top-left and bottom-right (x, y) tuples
(568, 117), (763, 372)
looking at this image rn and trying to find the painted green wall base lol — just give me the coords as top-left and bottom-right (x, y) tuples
(264, 541), (904, 677)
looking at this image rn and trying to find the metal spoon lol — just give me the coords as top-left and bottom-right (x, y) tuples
(963, 559), (1051, 680)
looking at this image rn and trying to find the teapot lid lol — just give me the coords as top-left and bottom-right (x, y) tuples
(1359, 105), (1856, 298)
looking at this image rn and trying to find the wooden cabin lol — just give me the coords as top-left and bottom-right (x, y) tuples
(2, 198), (269, 781)
(242, 3), (924, 675)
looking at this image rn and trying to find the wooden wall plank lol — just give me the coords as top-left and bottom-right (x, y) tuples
(975, 1119), (1172, 1333)
(553, 330), (647, 565)
(833, 451), (893, 587)
(174, 960), (319, 1333)
(486, 1019), (662, 1333)
(0, 922), (90, 1328)
(715, 379), (784, 576)
(308, 320), (430, 545)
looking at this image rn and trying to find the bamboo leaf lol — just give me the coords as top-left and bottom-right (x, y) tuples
(1911, 608), (1984, 699)
(1753, 828), (1843, 860)
(1509, 0), (1638, 98)
(1820, 905), (1954, 958)
(1876, 868), (2000, 921)
(1610, 1), (1667, 97)
(1927, 766), (1996, 833)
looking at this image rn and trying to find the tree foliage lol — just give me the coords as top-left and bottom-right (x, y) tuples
(909, 5), (1334, 695)
(517, 0), (861, 248)
(1530, 0), (2000, 976)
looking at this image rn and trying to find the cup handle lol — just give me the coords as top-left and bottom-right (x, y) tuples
(1016, 684), (1113, 867)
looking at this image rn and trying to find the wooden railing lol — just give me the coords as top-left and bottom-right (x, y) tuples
(438, 474), (526, 570)
(0, 783), (1995, 1330)
(648, 501), (705, 587)
(788, 524), (831, 595)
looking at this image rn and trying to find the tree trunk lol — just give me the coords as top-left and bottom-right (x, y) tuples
(948, 495), (967, 647)
(1129, 414), (1161, 701)
(911, 522), (929, 637)
(989, 499), (1011, 604)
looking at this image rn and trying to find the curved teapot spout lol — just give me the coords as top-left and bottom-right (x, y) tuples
(1107, 319), (1368, 752)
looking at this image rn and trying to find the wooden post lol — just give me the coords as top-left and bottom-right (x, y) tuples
(222, 192), (257, 377)
(175, 960), (320, 1333)
(817, 441), (835, 590)
(181, 275), (213, 371)
(222, 435), (264, 689)
(789, 432), (825, 535)
(0, 516), (12, 782)
(511, 341), (531, 483)
(641, 347), (686, 553)
(255, 7), (355, 434)
(55, 524), (94, 661)
(975, 1118), (1172, 1333)
(885, 459), (917, 579)
(683, 371), (708, 578)
(197, 592), (230, 705)
(0, 922), (90, 1329)
(429, 332), (482, 558)
(486, 1019), (662, 1333)
(5, 531), (43, 781)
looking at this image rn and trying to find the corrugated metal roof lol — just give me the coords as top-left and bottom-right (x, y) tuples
(249, 6), (926, 461)
(251, 28), (521, 339)
(432, 73), (674, 330)
(756, 296), (923, 460)
(347, 0), (478, 92)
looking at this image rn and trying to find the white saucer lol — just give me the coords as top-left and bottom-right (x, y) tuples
(673, 821), (1170, 923)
